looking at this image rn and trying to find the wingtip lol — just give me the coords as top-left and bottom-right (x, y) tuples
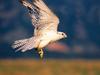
(19, 0), (25, 4)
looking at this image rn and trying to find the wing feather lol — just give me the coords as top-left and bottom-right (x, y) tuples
(20, 0), (59, 35)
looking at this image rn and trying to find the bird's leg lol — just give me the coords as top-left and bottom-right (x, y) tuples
(37, 48), (44, 59)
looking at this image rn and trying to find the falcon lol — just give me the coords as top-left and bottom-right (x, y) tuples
(12, 0), (67, 58)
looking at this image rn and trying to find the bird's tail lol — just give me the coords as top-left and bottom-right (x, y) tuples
(12, 37), (39, 52)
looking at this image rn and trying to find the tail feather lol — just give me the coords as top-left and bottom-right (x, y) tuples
(12, 39), (27, 48)
(12, 37), (39, 52)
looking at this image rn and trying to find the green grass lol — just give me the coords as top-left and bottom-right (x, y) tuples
(0, 59), (100, 75)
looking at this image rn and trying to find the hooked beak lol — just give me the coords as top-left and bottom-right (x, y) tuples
(64, 34), (67, 38)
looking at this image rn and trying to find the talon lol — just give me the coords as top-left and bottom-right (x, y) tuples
(38, 48), (44, 59)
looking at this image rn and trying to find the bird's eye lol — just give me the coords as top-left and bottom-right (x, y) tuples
(62, 33), (64, 35)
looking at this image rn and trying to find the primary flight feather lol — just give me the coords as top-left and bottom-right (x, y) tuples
(12, 0), (67, 58)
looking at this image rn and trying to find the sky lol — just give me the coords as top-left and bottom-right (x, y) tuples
(0, 0), (100, 59)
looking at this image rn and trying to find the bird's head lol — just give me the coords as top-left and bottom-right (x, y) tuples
(57, 32), (67, 39)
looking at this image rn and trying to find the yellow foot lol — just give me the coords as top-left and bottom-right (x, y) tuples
(38, 48), (44, 59)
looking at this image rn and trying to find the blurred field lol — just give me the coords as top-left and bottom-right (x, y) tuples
(0, 59), (100, 75)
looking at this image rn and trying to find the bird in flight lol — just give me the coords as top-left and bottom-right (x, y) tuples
(12, 0), (67, 58)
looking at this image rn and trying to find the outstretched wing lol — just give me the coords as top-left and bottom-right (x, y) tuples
(20, 0), (59, 35)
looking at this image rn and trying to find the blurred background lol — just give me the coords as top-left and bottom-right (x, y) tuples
(0, 0), (100, 75)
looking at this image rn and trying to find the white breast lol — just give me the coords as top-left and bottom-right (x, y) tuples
(38, 31), (58, 48)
